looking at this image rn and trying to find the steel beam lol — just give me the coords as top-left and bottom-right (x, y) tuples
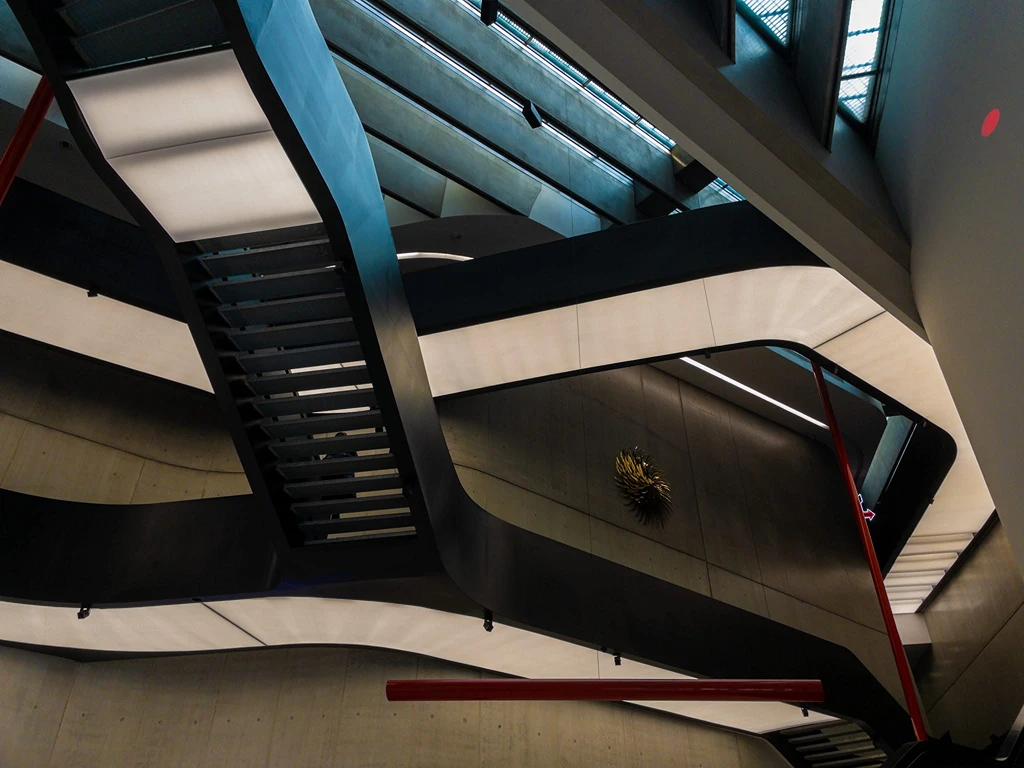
(386, 678), (826, 702)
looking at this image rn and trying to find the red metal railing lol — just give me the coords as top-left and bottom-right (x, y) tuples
(0, 77), (53, 207)
(810, 360), (928, 741)
(386, 678), (824, 702)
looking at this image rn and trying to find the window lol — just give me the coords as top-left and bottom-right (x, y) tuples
(739, 0), (791, 46)
(839, 0), (888, 121)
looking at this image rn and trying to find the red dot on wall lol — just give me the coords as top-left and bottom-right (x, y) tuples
(981, 109), (1000, 137)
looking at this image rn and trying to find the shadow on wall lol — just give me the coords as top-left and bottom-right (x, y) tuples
(0, 331), (249, 504)
(0, 642), (794, 768)
(438, 362), (905, 701)
(915, 519), (1024, 747)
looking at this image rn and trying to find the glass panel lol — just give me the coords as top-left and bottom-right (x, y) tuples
(527, 38), (589, 85)
(495, 12), (531, 44)
(584, 81), (640, 123)
(839, 75), (873, 121)
(740, 0), (790, 46)
(840, 0), (887, 121)
(636, 119), (674, 149)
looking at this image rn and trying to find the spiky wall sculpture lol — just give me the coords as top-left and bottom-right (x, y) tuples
(614, 447), (672, 527)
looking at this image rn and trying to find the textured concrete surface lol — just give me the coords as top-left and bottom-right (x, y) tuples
(440, 363), (899, 698)
(0, 332), (248, 504)
(917, 520), (1024, 747)
(0, 643), (794, 768)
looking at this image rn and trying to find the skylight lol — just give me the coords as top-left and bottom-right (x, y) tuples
(452, 0), (675, 153)
(739, 0), (790, 46)
(839, 0), (888, 121)
(449, 0), (743, 200)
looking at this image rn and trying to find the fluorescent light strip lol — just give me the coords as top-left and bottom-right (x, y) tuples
(681, 357), (828, 429)
(397, 252), (473, 262)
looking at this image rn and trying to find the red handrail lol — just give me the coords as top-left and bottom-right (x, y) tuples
(0, 77), (54, 207)
(810, 360), (928, 741)
(386, 678), (824, 702)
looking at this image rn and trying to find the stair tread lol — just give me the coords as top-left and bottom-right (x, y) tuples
(256, 409), (384, 439)
(218, 292), (349, 328)
(303, 526), (417, 544)
(205, 266), (343, 304)
(266, 431), (390, 460)
(298, 512), (414, 536)
(249, 388), (378, 418)
(221, 318), (358, 352)
(240, 365), (371, 396)
(61, 0), (192, 36)
(275, 453), (397, 480)
(200, 238), (333, 278)
(226, 341), (364, 375)
(69, 0), (225, 70)
(292, 494), (409, 518)
(284, 472), (403, 498)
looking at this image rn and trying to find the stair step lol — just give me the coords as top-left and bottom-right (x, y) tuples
(200, 239), (333, 278)
(788, 725), (864, 744)
(303, 524), (417, 544)
(292, 494), (409, 519)
(220, 318), (358, 352)
(205, 267), (343, 304)
(69, 0), (226, 70)
(241, 365), (371, 396)
(275, 453), (397, 480)
(799, 736), (876, 753)
(810, 755), (886, 768)
(257, 409), (384, 439)
(266, 431), (390, 460)
(226, 341), (363, 375)
(195, 224), (326, 258)
(284, 472), (403, 499)
(804, 744), (879, 761)
(217, 292), (348, 328)
(60, 0), (185, 35)
(249, 388), (378, 418)
(298, 511), (414, 538)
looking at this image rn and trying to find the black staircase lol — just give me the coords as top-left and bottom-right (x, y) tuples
(57, 0), (225, 71)
(769, 722), (889, 768)
(8, 0), (925, 750)
(186, 231), (415, 545)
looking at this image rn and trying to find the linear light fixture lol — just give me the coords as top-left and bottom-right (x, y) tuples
(681, 357), (827, 429)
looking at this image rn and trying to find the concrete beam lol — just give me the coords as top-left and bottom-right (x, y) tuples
(335, 57), (602, 236)
(313, 0), (639, 223)
(360, 0), (693, 206)
(503, 0), (923, 335)
(367, 134), (446, 217)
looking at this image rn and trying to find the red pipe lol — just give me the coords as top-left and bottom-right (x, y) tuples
(810, 361), (928, 742)
(386, 678), (824, 702)
(0, 77), (54, 207)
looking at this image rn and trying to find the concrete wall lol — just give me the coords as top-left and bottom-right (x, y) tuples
(0, 333), (249, 504)
(915, 519), (1024, 747)
(874, 1), (1024, 576)
(438, 364), (903, 701)
(0, 643), (792, 768)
